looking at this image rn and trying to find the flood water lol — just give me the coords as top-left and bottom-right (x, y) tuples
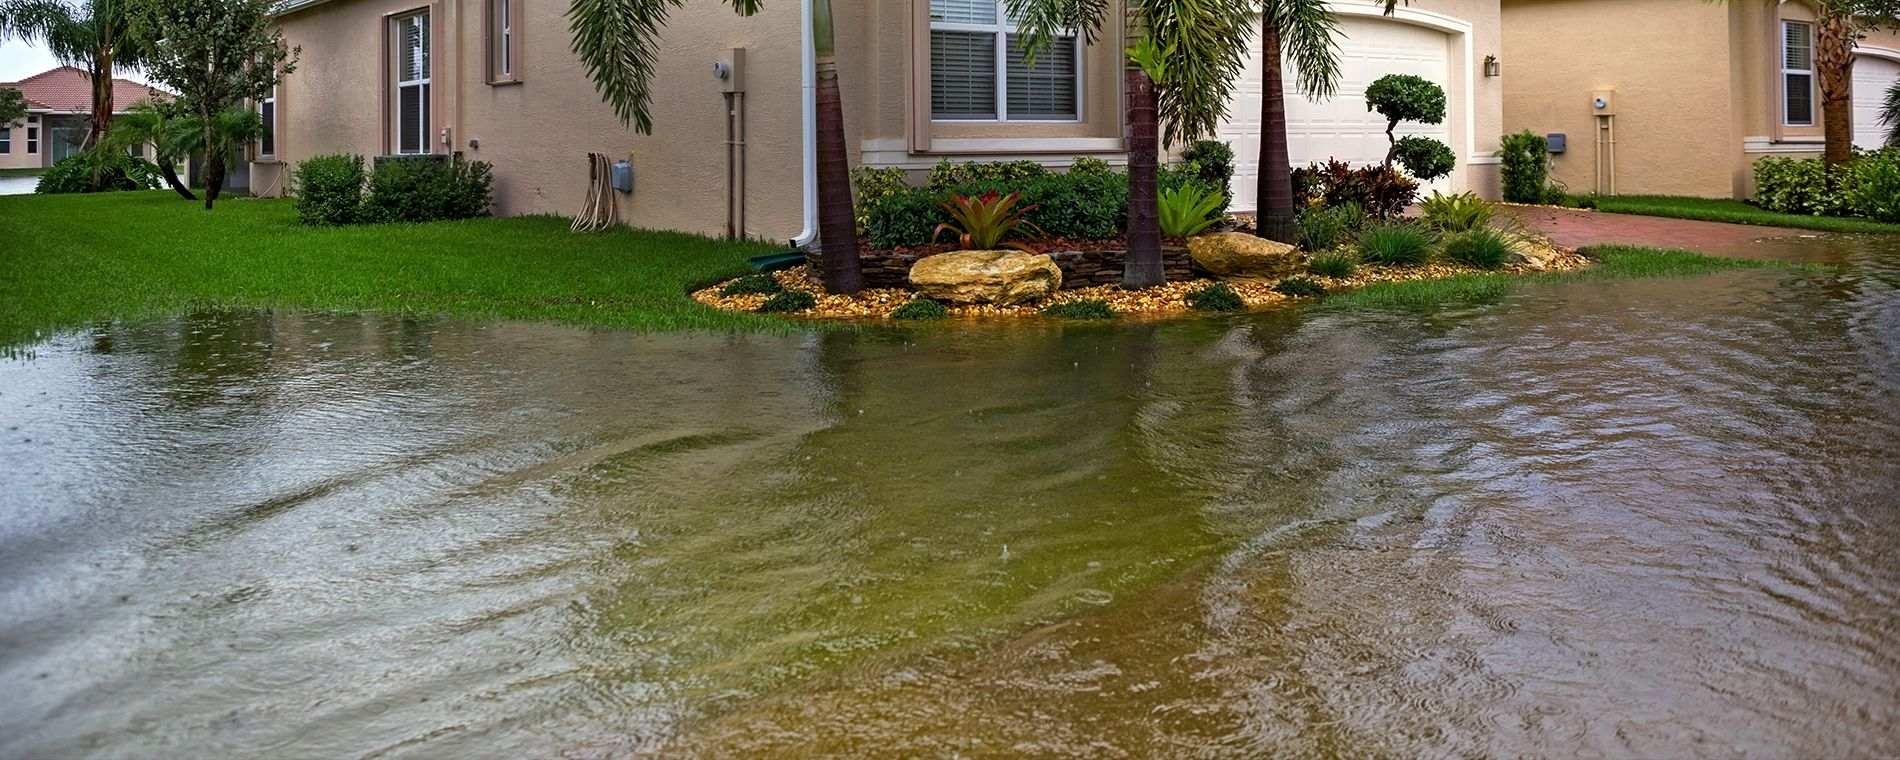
(2, 234), (1897, 757)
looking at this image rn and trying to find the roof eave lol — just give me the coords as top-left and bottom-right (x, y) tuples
(274, 0), (337, 17)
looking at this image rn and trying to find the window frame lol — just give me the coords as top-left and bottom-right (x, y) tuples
(25, 117), (37, 154)
(1781, 19), (1815, 127)
(390, 10), (432, 155)
(257, 87), (277, 160)
(487, 0), (520, 84)
(1, 126), (10, 154)
(928, 0), (1083, 124)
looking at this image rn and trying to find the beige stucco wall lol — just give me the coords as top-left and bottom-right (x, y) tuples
(0, 115), (45, 170)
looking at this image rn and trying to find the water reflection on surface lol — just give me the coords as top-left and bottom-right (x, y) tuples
(2, 235), (1897, 757)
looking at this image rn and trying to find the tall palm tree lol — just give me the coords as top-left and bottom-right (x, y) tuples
(0, 0), (143, 149)
(567, 0), (862, 293)
(1012, 0), (1254, 289)
(1805, 2), (1900, 164)
(1250, 0), (1342, 243)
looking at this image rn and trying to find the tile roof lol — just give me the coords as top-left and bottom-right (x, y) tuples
(0, 66), (172, 114)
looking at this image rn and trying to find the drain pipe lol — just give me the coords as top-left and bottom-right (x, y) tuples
(791, 0), (818, 248)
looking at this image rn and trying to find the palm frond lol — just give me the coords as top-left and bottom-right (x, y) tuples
(1884, 79), (1900, 147)
(1270, 0), (1344, 100)
(1006, 0), (1112, 61)
(566, 0), (760, 133)
(1145, 0), (1255, 144)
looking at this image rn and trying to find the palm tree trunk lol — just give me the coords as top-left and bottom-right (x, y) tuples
(1817, 13), (1855, 166)
(161, 161), (197, 200)
(1123, 67), (1164, 288)
(811, 0), (861, 295)
(1255, 20), (1298, 244)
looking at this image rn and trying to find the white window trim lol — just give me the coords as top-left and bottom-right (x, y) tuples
(497, 0), (513, 78)
(25, 121), (37, 154)
(393, 11), (431, 155)
(258, 88), (277, 159)
(928, 0), (1083, 124)
(1782, 19), (1815, 127)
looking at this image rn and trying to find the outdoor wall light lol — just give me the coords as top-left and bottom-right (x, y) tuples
(1485, 55), (1501, 78)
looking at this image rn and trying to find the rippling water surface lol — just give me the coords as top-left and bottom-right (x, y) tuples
(2, 235), (1897, 757)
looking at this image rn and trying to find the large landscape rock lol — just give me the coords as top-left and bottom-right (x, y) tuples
(909, 250), (1063, 305)
(1187, 232), (1304, 278)
(1504, 233), (1569, 271)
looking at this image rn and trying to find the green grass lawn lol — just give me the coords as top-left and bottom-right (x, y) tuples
(1323, 245), (1812, 311)
(1589, 195), (1900, 235)
(0, 191), (785, 346)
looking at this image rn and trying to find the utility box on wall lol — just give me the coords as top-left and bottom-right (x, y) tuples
(1547, 133), (1567, 154)
(611, 160), (633, 193)
(1591, 89), (1616, 116)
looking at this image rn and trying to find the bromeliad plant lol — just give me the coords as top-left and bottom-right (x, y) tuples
(934, 191), (1045, 251)
(1158, 184), (1226, 237)
(1418, 191), (1495, 233)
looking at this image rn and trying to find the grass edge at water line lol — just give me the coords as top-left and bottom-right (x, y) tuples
(1320, 245), (1815, 311)
(1588, 195), (1900, 235)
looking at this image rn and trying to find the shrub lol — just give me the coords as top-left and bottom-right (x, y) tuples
(1292, 160), (1419, 219)
(1366, 74), (1447, 129)
(1069, 156), (1114, 176)
(1418, 191), (1494, 233)
(1296, 202), (1365, 251)
(292, 154), (366, 226)
(1356, 222), (1433, 265)
(1042, 299), (1116, 319)
(1181, 139), (1236, 213)
(361, 156), (494, 223)
(891, 298), (949, 320)
(1158, 183), (1225, 237)
(1847, 149), (1900, 222)
(758, 290), (817, 313)
(1185, 281), (1244, 311)
(1441, 227), (1513, 269)
(934, 191), (1042, 250)
(863, 188), (942, 249)
(35, 150), (163, 194)
(1392, 135), (1456, 182)
(1274, 276), (1327, 297)
(851, 166), (912, 232)
(1019, 170), (1126, 240)
(1752, 156), (1851, 216)
(1308, 251), (1357, 278)
(927, 159), (1046, 191)
(720, 273), (783, 296)
(1500, 131), (1550, 204)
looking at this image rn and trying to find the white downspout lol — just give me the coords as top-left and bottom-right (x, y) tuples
(792, 0), (818, 247)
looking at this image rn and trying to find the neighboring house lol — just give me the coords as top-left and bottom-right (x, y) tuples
(1502, 0), (1900, 200)
(258, 0), (1505, 241)
(0, 67), (172, 171)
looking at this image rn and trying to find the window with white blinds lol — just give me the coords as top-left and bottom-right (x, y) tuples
(929, 0), (1079, 121)
(1782, 20), (1814, 126)
(394, 12), (431, 154)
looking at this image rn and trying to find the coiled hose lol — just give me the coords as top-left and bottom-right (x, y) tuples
(571, 152), (619, 233)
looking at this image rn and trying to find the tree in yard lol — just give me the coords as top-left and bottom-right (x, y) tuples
(0, 0), (144, 153)
(100, 98), (198, 199)
(127, 0), (296, 210)
(1011, 0), (1256, 288)
(0, 87), (25, 126)
(1365, 73), (1455, 182)
(567, 0), (865, 294)
(1711, 0), (1900, 163)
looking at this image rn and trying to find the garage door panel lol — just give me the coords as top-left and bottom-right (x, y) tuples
(1220, 17), (1456, 213)
(1854, 56), (1899, 151)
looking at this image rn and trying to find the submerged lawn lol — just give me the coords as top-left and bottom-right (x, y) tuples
(1324, 245), (1811, 310)
(0, 191), (783, 346)
(1589, 195), (1900, 235)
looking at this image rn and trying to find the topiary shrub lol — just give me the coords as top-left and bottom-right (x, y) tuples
(720, 273), (783, 296)
(1392, 135), (1456, 182)
(1274, 276), (1327, 298)
(1308, 251), (1357, 278)
(1441, 227), (1513, 269)
(1846, 149), (1900, 222)
(1042, 299), (1116, 319)
(1185, 281), (1244, 311)
(1500, 131), (1551, 204)
(758, 290), (817, 313)
(1292, 160), (1419, 219)
(34, 150), (163, 194)
(361, 156), (494, 223)
(1356, 222), (1433, 265)
(1181, 140), (1236, 213)
(292, 153), (366, 226)
(890, 298), (949, 320)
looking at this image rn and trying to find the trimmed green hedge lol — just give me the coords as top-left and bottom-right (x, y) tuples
(860, 158), (1222, 249)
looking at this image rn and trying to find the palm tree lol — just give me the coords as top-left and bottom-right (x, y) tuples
(1250, 0), (1342, 243)
(1805, 2), (1900, 163)
(0, 0), (143, 150)
(99, 98), (195, 199)
(566, 0), (863, 293)
(1883, 79), (1900, 147)
(1012, 0), (1255, 289)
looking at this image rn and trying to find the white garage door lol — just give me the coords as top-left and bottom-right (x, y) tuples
(1219, 17), (1455, 213)
(1853, 55), (1899, 151)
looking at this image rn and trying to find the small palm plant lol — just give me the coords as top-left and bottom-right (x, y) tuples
(934, 191), (1044, 251)
(1158, 184), (1225, 237)
(1418, 191), (1494, 233)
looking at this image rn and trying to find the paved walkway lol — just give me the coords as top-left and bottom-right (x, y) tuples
(1502, 205), (1815, 257)
(0, 176), (39, 196)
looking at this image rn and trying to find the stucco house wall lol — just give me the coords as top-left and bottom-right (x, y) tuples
(260, 0), (1506, 239)
(1503, 0), (1900, 200)
(0, 115), (40, 171)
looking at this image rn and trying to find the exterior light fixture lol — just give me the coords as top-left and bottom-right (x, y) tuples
(1484, 55), (1501, 78)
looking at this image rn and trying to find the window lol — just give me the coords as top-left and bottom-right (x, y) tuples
(25, 120), (36, 154)
(393, 11), (431, 154)
(1783, 20), (1814, 126)
(1, 127), (9, 154)
(929, 0), (1079, 121)
(258, 88), (276, 158)
(489, 0), (516, 82)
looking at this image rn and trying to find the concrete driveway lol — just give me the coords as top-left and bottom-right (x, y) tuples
(0, 175), (39, 196)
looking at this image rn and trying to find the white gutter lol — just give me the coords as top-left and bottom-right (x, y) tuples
(792, 0), (818, 248)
